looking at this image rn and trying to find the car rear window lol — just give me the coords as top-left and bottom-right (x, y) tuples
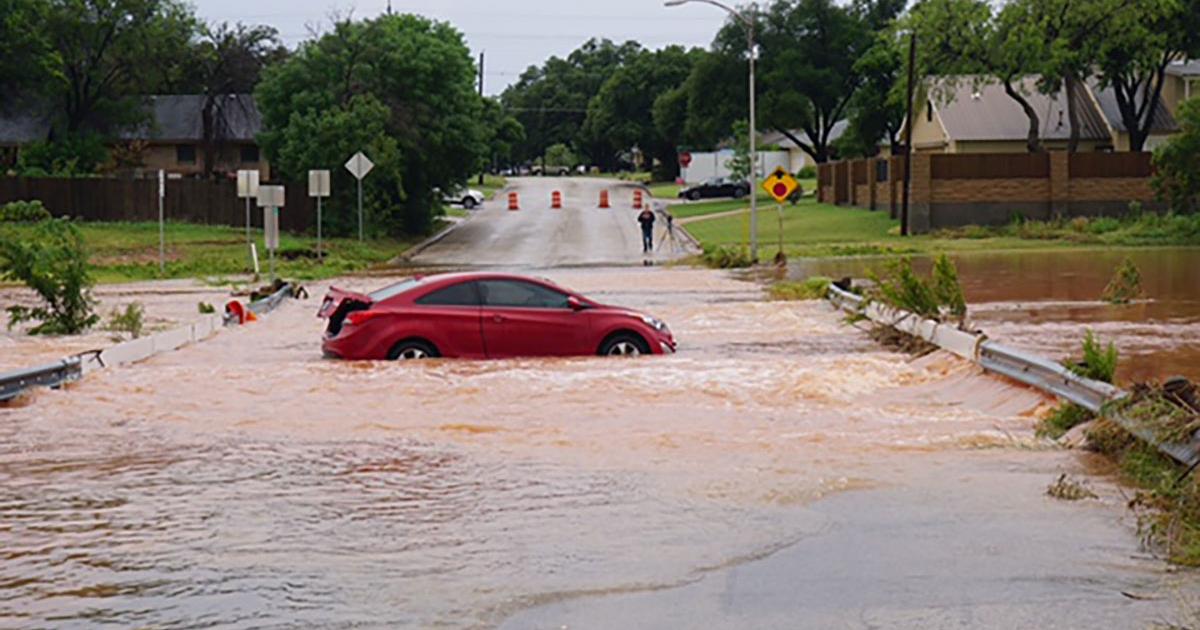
(416, 282), (480, 306)
(368, 278), (421, 302)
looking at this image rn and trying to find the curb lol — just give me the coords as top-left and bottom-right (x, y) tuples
(399, 220), (466, 261)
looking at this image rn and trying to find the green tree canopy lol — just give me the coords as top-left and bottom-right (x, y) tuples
(257, 14), (485, 235)
(581, 45), (702, 177)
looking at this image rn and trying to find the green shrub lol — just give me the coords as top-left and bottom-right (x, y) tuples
(770, 276), (832, 300)
(0, 200), (52, 223)
(105, 302), (145, 338)
(15, 132), (109, 176)
(1037, 402), (1092, 439)
(0, 219), (98, 334)
(1101, 257), (1142, 304)
(198, 302), (217, 314)
(931, 254), (967, 320)
(1068, 329), (1118, 384)
(1153, 97), (1200, 213)
(796, 165), (817, 179)
(701, 244), (753, 268)
(1086, 216), (1121, 234)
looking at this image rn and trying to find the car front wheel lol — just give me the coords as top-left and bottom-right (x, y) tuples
(388, 339), (439, 361)
(462, 197), (477, 210)
(599, 333), (650, 357)
(688, 191), (702, 201)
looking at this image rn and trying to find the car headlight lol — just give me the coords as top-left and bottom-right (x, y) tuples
(640, 314), (667, 332)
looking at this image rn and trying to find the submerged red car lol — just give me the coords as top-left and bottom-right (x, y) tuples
(318, 272), (676, 360)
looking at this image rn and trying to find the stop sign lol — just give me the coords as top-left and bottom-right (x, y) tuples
(679, 152), (692, 168)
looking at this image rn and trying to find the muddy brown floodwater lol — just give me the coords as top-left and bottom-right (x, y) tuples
(0, 267), (1195, 628)
(790, 247), (1200, 383)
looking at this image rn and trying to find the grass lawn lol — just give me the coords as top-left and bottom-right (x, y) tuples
(648, 182), (681, 199)
(682, 198), (1200, 258)
(1, 221), (428, 284)
(476, 174), (508, 200)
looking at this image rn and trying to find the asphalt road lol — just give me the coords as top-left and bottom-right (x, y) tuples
(410, 177), (695, 267)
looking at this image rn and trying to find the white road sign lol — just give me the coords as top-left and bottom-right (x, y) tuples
(256, 185), (285, 208)
(308, 170), (331, 197)
(345, 152), (374, 180)
(237, 170), (260, 198)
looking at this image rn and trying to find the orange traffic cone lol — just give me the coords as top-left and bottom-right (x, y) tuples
(633, 189), (644, 209)
(508, 191), (519, 211)
(551, 191), (562, 209)
(599, 190), (610, 209)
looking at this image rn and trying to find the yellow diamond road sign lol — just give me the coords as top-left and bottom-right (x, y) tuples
(762, 167), (799, 203)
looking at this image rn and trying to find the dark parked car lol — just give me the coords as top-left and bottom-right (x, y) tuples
(678, 177), (750, 201)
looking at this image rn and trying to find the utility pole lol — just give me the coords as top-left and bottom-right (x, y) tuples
(479, 51), (486, 186)
(747, 6), (758, 262)
(901, 31), (917, 237)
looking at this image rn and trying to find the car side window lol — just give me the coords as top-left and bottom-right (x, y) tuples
(479, 280), (570, 309)
(416, 281), (480, 306)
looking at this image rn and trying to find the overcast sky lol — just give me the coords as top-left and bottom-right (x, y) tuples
(189, 0), (731, 95)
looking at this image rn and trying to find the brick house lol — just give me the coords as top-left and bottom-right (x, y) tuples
(0, 94), (269, 179)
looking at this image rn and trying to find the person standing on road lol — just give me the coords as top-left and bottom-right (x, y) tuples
(638, 207), (656, 253)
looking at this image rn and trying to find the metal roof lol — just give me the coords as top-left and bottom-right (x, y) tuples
(0, 110), (50, 145)
(760, 120), (849, 149)
(931, 77), (1110, 142)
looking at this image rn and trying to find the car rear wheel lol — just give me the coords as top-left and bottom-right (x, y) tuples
(388, 339), (439, 361)
(687, 190), (702, 201)
(599, 333), (650, 357)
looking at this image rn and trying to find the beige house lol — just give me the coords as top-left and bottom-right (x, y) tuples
(906, 75), (1181, 154)
(1, 94), (269, 179)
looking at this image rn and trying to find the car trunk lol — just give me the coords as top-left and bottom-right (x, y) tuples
(318, 288), (374, 337)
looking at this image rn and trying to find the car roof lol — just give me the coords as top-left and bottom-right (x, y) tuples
(407, 271), (565, 290)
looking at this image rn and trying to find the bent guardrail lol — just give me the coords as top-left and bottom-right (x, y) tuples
(2, 283), (297, 403)
(0, 357), (83, 403)
(826, 284), (1199, 468)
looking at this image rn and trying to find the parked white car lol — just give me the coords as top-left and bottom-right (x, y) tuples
(442, 188), (486, 210)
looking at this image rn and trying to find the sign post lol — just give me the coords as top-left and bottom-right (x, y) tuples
(257, 185), (285, 283)
(308, 170), (331, 262)
(344, 152), (375, 241)
(158, 170), (166, 274)
(761, 167), (800, 259)
(237, 169), (261, 266)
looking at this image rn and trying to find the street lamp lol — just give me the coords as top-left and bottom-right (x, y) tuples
(665, 0), (758, 262)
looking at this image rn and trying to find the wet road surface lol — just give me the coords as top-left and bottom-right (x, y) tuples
(2, 267), (1196, 628)
(411, 177), (694, 267)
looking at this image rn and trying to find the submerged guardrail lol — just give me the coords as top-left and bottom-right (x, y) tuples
(826, 283), (1200, 468)
(1, 283), (295, 403)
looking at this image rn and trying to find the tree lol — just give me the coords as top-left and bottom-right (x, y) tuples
(182, 22), (285, 177)
(0, 0), (53, 98)
(725, 119), (753, 182)
(0, 219), (99, 335)
(501, 39), (643, 166)
(1095, 0), (1200, 152)
(838, 29), (906, 157)
(478, 98), (525, 172)
(581, 46), (701, 177)
(257, 14), (484, 235)
(692, 0), (904, 164)
(43, 0), (197, 134)
(1153, 97), (1200, 213)
(543, 143), (577, 168)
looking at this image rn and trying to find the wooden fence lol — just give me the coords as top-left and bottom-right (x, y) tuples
(817, 151), (1162, 233)
(0, 177), (318, 233)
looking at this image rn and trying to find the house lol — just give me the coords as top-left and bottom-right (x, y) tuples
(759, 120), (847, 171)
(0, 94), (269, 179)
(1163, 59), (1200, 117)
(906, 75), (1181, 154)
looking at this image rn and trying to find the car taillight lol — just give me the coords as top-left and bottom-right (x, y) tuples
(345, 310), (383, 326)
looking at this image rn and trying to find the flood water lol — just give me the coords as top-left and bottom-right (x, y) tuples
(790, 247), (1200, 383)
(0, 268), (1096, 628)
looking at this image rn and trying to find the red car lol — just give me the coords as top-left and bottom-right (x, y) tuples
(318, 272), (676, 360)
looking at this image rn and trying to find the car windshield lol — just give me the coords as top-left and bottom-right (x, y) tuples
(367, 278), (422, 302)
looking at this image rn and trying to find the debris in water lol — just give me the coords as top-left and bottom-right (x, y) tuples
(1047, 474), (1099, 501)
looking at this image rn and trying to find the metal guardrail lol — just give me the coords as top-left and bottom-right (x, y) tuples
(978, 342), (1122, 414)
(826, 284), (1198, 468)
(0, 357), (83, 403)
(4, 283), (297, 403)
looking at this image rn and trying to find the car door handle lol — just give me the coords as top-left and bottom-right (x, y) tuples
(491, 314), (506, 323)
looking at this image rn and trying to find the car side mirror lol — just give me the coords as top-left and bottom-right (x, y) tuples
(567, 296), (586, 311)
